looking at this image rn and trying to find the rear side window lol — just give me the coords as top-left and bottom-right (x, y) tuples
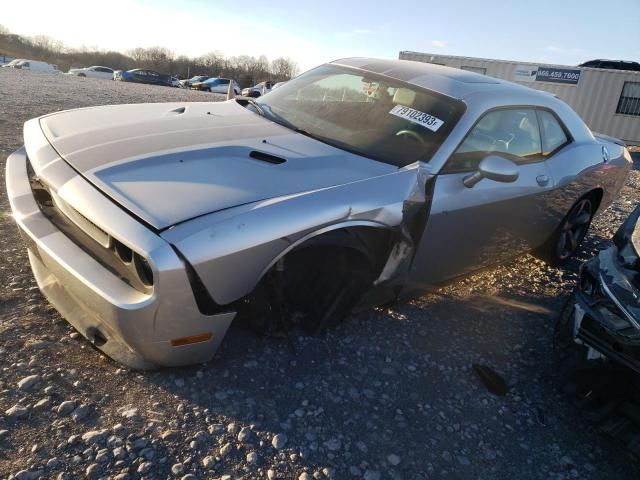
(445, 108), (542, 172)
(219, 79), (230, 85)
(538, 110), (569, 155)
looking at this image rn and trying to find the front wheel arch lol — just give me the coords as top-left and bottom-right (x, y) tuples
(240, 225), (395, 334)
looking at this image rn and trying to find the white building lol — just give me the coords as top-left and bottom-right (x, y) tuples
(399, 51), (640, 145)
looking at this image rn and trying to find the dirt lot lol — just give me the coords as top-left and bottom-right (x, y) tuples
(1, 69), (639, 480)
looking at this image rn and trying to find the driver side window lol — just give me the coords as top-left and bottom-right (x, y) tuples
(445, 108), (542, 173)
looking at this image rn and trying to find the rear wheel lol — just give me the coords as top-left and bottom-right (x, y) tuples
(537, 196), (594, 266)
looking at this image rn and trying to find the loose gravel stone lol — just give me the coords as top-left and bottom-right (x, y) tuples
(387, 453), (401, 466)
(81, 430), (106, 445)
(219, 442), (233, 457)
(272, 433), (288, 449)
(5, 404), (28, 419)
(85, 463), (100, 478)
(237, 426), (252, 442)
(17, 374), (40, 391)
(137, 461), (153, 473)
(57, 400), (76, 416)
(161, 429), (180, 441)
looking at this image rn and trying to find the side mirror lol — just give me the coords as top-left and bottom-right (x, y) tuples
(463, 155), (519, 188)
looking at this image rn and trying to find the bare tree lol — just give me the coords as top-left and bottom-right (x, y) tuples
(0, 25), (300, 86)
(271, 57), (299, 81)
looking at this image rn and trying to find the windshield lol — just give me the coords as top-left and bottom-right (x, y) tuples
(255, 64), (464, 167)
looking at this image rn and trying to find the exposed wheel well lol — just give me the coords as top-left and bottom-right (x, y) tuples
(291, 226), (394, 272)
(586, 188), (604, 214)
(239, 226), (396, 334)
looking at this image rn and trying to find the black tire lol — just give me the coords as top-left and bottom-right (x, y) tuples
(78, 73), (86, 77)
(537, 196), (595, 266)
(242, 245), (376, 336)
(284, 246), (375, 334)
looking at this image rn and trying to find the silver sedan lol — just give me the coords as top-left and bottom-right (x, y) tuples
(6, 58), (632, 368)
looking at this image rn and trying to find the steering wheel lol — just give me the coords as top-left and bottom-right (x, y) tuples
(395, 129), (426, 146)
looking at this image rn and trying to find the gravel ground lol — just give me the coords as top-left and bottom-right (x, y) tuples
(1, 68), (639, 480)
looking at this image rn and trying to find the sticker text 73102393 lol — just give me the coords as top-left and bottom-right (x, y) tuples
(389, 105), (444, 132)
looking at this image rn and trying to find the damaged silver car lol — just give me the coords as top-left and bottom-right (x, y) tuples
(6, 58), (632, 368)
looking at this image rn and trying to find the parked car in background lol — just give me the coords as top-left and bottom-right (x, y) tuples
(6, 58), (632, 368)
(2, 59), (59, 73)
(171, 76), (180, 88)
(191, 77), (240, 94)
(67, 66), (115, 79)
(241, 80), (274, 97)
(179, 75), (210, 88)
(113, 68), (172, 87)
(579, 59), (640, 72)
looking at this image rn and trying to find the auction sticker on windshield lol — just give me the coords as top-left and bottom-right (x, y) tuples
(389, 105), (444, 132)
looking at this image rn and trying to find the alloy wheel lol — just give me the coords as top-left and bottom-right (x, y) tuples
(556, 198), (593, 260)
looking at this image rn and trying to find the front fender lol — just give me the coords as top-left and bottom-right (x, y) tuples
(162, 168), (425, 305)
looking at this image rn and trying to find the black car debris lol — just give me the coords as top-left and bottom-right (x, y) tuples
(555, 205), (640, 458)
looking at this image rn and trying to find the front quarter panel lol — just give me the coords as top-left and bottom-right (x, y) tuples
(162, 168), (424, 305)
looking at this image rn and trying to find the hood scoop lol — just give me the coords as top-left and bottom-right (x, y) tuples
(249, 150), (286, 164)
(166, 106), (186, 115)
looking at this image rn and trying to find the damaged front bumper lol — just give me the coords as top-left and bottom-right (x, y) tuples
(6, 145), (235, 369)
(571, 245), (640, 374)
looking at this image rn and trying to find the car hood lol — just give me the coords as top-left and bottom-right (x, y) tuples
(38, 100), (394, 230)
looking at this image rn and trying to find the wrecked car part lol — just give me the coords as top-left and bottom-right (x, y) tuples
(555, 204), (640, 458)
(472, 364), (508, 396)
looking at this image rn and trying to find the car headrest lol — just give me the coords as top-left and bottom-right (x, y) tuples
(393, 88), (416, 106)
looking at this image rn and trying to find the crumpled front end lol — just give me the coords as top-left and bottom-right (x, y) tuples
(6, 120), (236, 369)
(570, 206), (640, 374)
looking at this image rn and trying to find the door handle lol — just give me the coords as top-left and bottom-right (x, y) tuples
(536, 175), (550, 187)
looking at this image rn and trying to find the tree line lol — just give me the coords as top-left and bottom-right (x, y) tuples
(0, 25), (298, 87)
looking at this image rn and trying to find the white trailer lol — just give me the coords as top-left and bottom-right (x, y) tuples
(400, 51), (640, 145)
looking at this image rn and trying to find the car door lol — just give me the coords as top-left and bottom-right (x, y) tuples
(132, 70), (146, 83)
(95, 67), (113, 80)
(215, 79), (230, 93)
(410, 107), (559, 284)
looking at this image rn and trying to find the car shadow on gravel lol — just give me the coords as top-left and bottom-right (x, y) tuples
(131, 231), (638, 479)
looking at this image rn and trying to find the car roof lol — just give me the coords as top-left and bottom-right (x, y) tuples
(329, 57), (545, 101)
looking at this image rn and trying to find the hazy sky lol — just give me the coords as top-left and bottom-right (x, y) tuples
(2, 0), (639, 72)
